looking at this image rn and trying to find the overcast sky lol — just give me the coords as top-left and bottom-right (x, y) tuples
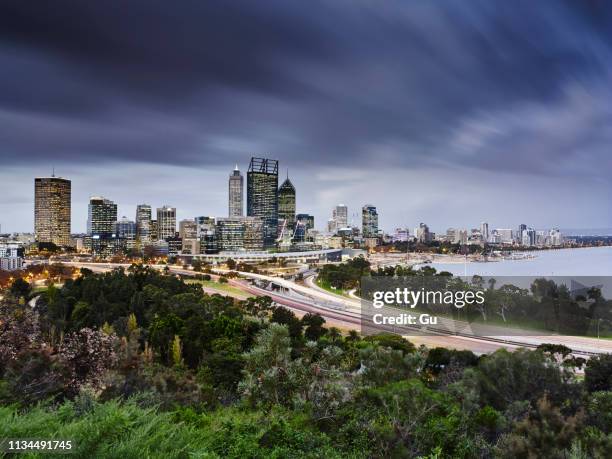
(1, 0), (611, 234)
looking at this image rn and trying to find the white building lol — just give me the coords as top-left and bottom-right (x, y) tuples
(0, 242), (24, 271)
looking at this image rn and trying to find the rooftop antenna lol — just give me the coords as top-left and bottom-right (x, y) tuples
(286, 168), (289, 180)
(52, 166), (55, 177)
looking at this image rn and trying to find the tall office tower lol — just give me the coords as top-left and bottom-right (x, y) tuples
(179, 219), (198, 240)
(333, 204), (348, 228)
(228, 165), (244, 217)
(247, 157), (279, 249)
(135, 204), (152, 242)
(156, 205), (176, 240)
(34, 176), (71, 246)
(87, 197), (117, 237)
(278, 173), (296, 230)
(361, 204), (379, 238)
(481, 222), (489, 242)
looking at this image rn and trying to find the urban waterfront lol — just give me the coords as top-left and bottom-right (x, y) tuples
(426, 246), (612, 277)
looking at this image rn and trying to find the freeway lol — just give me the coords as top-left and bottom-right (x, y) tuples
(59, 261), (612, 357)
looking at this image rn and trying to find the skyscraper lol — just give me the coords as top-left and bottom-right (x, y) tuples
(362, 204), (378, 238)
(87, 197), (117, 237)
(136, 204), (152, 242)
(247, 157), (278, 249)
(157, 206), (176, 240)
(278, 173), (296, 230)
(228, 164), (244, 217)
(34, 176), (71, 246)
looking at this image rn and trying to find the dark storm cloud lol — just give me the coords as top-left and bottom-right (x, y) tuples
(1, 0), (612, 175)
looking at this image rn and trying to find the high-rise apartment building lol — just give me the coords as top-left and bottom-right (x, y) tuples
(228, 165), (244, 217)
(34, 176), (71, 246)
(278, 174), (296, 230)
(481, 222), (489, 242)
(361, 204), (378, 238)
(136, 204), (152, 242)
(247, 157), (278, 249)
(517, 224), (527, 243)
(550, 228), (564, 246)
(156, 206), (176, 241)
(87, 197), (117, 237)
(521, 228), (536, 246)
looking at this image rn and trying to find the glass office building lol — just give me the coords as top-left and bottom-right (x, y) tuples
(136, 204), (152, 242)
(34, 176), (71, 246)
(87, 197), (117, 237)
(247, 157), (278, 249)
(278, 176), (296, 231)
(156, 205), (176, 241)
(361, 204), (379, 237)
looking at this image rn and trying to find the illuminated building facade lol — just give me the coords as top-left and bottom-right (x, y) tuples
(278, 175), (296, 231)
(34, 176), (71, 246)
(136, 204), (152, 242)
(361, 204), (378, 238)
(247, 157), (278, 249)
(156, 205), (176, 241)
(228, 165), (244, 217)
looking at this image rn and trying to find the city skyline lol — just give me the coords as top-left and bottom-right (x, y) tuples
(1, 2), (612, 233)
(25, 166), (576, 239)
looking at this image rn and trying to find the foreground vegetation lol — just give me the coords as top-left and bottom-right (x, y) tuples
(2, 265), (612, 457)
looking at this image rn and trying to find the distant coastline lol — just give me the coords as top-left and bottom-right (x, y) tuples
(416, 246), (612, 277)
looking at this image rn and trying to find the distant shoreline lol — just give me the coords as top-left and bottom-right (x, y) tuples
(412, 245), (612, 268)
